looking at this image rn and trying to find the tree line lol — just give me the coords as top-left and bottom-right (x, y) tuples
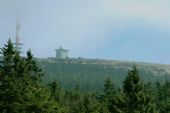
(0, 39), (170, 113)
(40, 58), (170, 92)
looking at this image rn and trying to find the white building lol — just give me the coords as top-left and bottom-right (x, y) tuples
(55, 46), (69, 59)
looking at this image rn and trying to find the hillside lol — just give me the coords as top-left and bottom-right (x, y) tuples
(38, 58), (170, 92)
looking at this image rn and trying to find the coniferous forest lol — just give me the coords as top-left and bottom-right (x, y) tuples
(0, 39), (170, 113)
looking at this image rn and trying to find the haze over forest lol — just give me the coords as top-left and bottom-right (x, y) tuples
(1, 0), (170, 64)
(1, 1), (170, 112)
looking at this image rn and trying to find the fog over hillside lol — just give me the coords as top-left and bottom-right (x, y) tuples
(38, 58), (170, 91)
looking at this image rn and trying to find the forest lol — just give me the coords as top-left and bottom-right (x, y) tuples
(40, 58), (170, 92)
(0, 39), (170, 113)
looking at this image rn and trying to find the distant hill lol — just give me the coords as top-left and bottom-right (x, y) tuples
(37, 58), (170, 92)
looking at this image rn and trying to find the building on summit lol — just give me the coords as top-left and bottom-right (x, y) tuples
(13, 21), (23, 53)
(55, 46), (69, 59)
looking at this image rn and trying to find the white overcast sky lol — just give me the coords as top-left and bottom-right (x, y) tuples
(1, 0), (170, 64)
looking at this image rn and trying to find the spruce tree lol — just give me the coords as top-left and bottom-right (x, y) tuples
(123, 66), (156, 113)
(103, 77), (115, 99)
(25, 49), (44, 80)
(49, 80), (69, 113)
(49, 80), (62, 102)
(158, 80), (170, 113)
(0, 39), (18, 112)
(0, 39), (58, 113)
(82, 93), (101, 113)
(103, 77), (115, 112)
(0, 39), (16, 78)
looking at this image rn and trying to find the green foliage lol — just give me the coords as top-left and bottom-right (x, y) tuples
(103, 77), (115, 98)
(25, 49), (44, 80)
(40, 59), (170, 92)
(157, 80), (170, 113)
(0, 39), (170, 113)
(123, 66), (156, 113)
(103, 77), (116, 112)
(0, 39), (58, 113)
(82, 93), (101, 113)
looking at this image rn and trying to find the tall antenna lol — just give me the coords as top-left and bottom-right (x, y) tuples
(16, 21), (20, 43)
(13, 20), (23, 53)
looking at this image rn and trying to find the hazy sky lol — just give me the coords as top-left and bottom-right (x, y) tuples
(1, 0), (170, 64)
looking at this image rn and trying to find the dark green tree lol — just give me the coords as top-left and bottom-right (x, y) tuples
(48, 80), (69, 113)
(25, 49), (44, 80)
(82, 93), (101, 113)
(102, 77), (116, 112)
(49, 80), (62, 102)
(0, 39), (16, 78)
(158, 80), (170, 113)
(66, 85), (84, 113)
(103, 77), (115, 99)
(0, 39), (19, 112)
(123, 66), (156, 113)
(0, 39), (59, 113)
